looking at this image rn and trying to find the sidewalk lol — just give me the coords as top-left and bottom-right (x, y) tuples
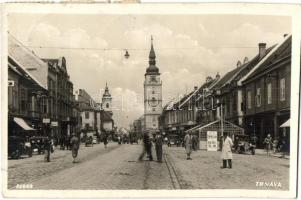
(255, 149), (290, 159)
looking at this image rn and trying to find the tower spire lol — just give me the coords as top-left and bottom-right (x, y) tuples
(149, 35), (156, 66)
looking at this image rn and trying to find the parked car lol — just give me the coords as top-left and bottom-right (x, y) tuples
(168, 134), (181, 147)
(85, 136), (93, 147)
(8, 136), (32, 159)
(234, 134), (256, 155)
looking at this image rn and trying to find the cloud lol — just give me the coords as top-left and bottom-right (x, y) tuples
(10, 15), (290, 129)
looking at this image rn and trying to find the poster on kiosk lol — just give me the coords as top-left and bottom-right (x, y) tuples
(207, 131), (218, 151)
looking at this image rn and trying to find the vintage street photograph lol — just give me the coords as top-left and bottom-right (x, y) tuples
(1, 3), (299, 198)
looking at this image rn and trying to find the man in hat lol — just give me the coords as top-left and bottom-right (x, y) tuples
(155, 132), (163, 163)
(70, 132), (80, 163)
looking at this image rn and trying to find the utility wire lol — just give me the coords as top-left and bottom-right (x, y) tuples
(25, 45), (258, 51)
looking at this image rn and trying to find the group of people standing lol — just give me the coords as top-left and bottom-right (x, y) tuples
(264, 134), (288, 157)
(183, 131), (233, 169)
(138, 132), (163, 162)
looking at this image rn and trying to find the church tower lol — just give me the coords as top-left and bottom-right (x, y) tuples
(102, 82), (112, 114)
(144, 36), (162, 133)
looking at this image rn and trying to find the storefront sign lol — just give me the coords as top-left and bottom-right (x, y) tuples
(207, 131), (218, 151)
(43, 118), (50, 124)
(51, 121), (58, 127)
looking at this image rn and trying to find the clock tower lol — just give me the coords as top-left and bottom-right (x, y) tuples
(144, 36), (162, 133)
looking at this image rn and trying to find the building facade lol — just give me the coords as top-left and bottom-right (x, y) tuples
(144, 36), (162, 134)
(240, 35), (291, 148)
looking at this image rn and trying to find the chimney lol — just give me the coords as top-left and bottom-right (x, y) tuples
(216, 72), (220, 79)
(283, 34), (288, 38)
(194, 86), (198, 91)
(237, 60), (242, 68)
(259, 43), (267, 59)
(243, 57), (249, 64)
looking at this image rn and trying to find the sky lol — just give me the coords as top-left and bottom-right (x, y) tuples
(8, 14), (291, 128)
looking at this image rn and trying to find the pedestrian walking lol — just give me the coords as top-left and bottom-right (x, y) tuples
(70, 132), (80, 163)
(184, 132), (193, 160)
(44, 137), (51, 162)
(272, 138), (278, 154)
(221, 132), (233, 169)
(138, 132), (153, 161)
(280, 140), (287, 158)
(264, 134), (273, 156)
(192, 134), (198, 151)
(103, 133), (108, 148)
(155, 133), (163, 163)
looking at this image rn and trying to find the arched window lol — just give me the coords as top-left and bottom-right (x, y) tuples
(106, 103), (109, 108)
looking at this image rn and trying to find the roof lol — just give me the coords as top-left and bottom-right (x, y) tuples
(101, 111), (113, 122)
(8, 34), (48, 90)
(213, 66), (244, 90)
(212, 45), (275, 91)
(239, 34), (291, 85)
(243, 36), (291, 82)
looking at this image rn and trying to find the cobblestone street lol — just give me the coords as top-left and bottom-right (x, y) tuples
(8, 143), (289, 190)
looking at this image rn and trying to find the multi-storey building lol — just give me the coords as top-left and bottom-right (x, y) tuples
(8, 56), (48, 136)
(76, 89), (97, 131)
(240, 35), (291, 148)
(160, 75), (220, 138)
(8, 34), (50, 136)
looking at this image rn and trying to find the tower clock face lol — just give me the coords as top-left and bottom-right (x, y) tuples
(148, 97), (159, 107)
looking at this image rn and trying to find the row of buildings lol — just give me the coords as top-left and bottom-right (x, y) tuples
(8, 33), (114, 145)
(159, 34), (291, 149)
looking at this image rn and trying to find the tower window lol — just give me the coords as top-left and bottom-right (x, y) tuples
(151, 76), (156, 82)
(106, 103), (109, 108)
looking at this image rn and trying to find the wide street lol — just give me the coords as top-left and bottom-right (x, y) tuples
(8, 142), (289, 190)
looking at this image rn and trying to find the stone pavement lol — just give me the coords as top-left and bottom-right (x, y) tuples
(165, 146), (289, 190)
(7, 142), (119, 189)
(7, 144), (290, 190)
(28, 143), (174, 190)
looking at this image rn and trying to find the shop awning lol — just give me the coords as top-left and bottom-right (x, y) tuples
(280, 119), (290, 128)
(14, 117), (35, 131)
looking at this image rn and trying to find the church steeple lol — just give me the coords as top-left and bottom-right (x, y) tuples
(149, 35), (156, 65)
(145, 35), (159, 76)
(103, 82), (111, 98)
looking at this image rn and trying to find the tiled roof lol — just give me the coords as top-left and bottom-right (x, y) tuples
(213, 46), (275, 90)
(239, 35), (291, 85)
(244, 36), (291, 81)
(8, 34), (48, 89)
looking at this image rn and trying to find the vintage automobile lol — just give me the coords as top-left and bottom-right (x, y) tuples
(85, 136), (93, 147)
(168, 134), (181, 147)
(233, 134), (256, 155)
(30, 136), (47, 154)
(8, 136), (32, 159)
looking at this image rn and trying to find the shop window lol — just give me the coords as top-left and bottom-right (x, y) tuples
(256, 88), (261, 107)
(267, 83), (272, 104)
(85, 112), (89, 119)
(247, 91), (252, 109)
(280, 78), (286, 101)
